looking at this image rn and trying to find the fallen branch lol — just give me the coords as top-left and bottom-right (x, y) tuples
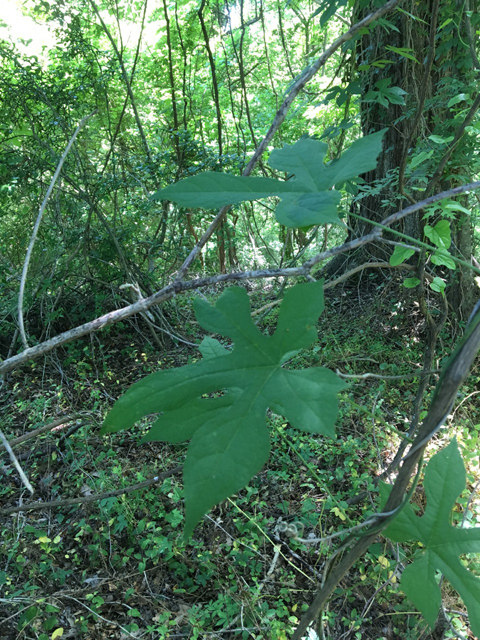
(0, 465), (182, 516)
(2, 182), (480, 377)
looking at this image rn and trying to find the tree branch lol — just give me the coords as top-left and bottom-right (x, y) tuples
(0, 466), (182, 516)
(18, 111), (97, 349)
(3, 183), (480, 377)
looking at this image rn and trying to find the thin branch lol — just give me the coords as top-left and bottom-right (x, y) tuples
(7, 413), (89, 448)
(17, 111), (97, 348)
(88, 0), (152, 163)
(0, 429), (33, 494)
(0, 466), (182, 516)
(336, 369), (438, 381)
(3, 182), (480, 377)
(381, 180), (480, 227)
(175, 0), (401, 280)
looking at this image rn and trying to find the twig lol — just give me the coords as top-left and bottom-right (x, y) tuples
(7, 413), (88, 448)
(0, 429), (33, 494)
(0, 465), (182, 515)
(336, 369), (438, 380)
(61, 594), (138, 639)
(18, 111), (97, 349)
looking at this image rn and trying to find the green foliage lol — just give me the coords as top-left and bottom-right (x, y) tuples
(424, 220), (451, 250)
(363, 78), (407, 107)
(403, 277), (421, 289)
(391, 220), (455, 294)
(384, 45), (419, 62)
(381, 439), (480, 635)
(314, 0), (348, 27)
(390, 245), (415, 266)
(2, 0), (480, 635)
(153, 130), (386, 228)
(103, 281), (345, 536)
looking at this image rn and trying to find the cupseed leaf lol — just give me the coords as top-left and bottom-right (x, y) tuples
(441, 200), (471, 215)
(151, 173), (296, 208)
(102, 281), (345, 537)
(380, 439), (480, 635)
(431, 248), (456, 270)
(429, 276), (446, 295)
(390, 245), (415, 266)
(403, 277), (420, 288)
(151, 130), (386, 229)
(198, 336), (230, 359)
(424, 220), (451, 249)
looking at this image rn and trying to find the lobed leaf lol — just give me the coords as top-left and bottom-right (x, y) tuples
(103, 281), (345, 537)
(151, 131), (386, 229)
(381, 440), (480, 635)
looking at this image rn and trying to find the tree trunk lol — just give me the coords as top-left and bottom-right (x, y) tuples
(326, 1), (432, 275)
(325, 0), (477, 321)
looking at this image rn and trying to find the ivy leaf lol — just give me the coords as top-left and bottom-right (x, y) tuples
(381, 440), (480, 635)
(151, 131), (386, 229)
(102, 281), (345, 537)
(364, 78), (407, 107)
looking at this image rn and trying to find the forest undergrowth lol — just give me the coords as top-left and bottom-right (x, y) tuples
(1, 277), (479, 640)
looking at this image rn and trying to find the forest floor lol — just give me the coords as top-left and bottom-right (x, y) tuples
(1, 278), (479, 640)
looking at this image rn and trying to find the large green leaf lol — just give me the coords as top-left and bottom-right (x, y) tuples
(102, 281), (345, 537)
(151, 130), (386, 229)
(381, 440), (480, 635)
